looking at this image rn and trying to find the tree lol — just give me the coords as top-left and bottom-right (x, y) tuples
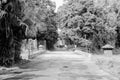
(56, 0), (118, 52)
(21, 0), (58, 50)
(0, 0), (27, 67)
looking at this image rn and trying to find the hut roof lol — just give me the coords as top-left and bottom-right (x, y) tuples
(102, 44), (114, 49)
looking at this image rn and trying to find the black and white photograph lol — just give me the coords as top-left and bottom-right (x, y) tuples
(0, 0), (120, 80)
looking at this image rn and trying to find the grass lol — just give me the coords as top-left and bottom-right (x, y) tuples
(92, 54), (120, 79)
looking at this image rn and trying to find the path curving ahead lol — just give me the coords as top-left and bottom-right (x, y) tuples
(0, 50), (119, 80)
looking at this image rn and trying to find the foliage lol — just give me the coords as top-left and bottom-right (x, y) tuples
(45, 30), (58, 50)
(21, 0), (56, 37)
(21, 0), (58, 50)
(57, 0), (119, 52)
(0, 0), (27, 67)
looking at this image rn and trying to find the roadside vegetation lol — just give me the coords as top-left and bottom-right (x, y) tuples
(56, 0), (120, 53)
(0, 0), (27, 67)
(0, 0), (58, 67)
(1, 0), (120, 67)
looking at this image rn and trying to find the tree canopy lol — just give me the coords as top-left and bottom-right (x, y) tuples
(56, 0), (120, 52)
(1, 0), (120, 67)
(21, 0), (56, 38)
(21, 0), (58, 50)
(0, 0), (58, 66)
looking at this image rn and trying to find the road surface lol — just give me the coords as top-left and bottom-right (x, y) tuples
(0, 51), (119, 80)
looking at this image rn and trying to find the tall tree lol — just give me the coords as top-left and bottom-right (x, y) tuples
(21, 0), (58, 50)
(0, 0), (27, 67)
(57, 0), (118, 52)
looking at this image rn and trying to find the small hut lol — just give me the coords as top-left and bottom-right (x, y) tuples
(102, 44), (114, 56)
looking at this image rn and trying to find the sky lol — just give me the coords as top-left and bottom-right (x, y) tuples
(50, 0), (64, 12)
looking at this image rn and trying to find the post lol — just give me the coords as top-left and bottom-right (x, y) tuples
(44, 40), (46, 50)
(28, 39), (32, 59)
